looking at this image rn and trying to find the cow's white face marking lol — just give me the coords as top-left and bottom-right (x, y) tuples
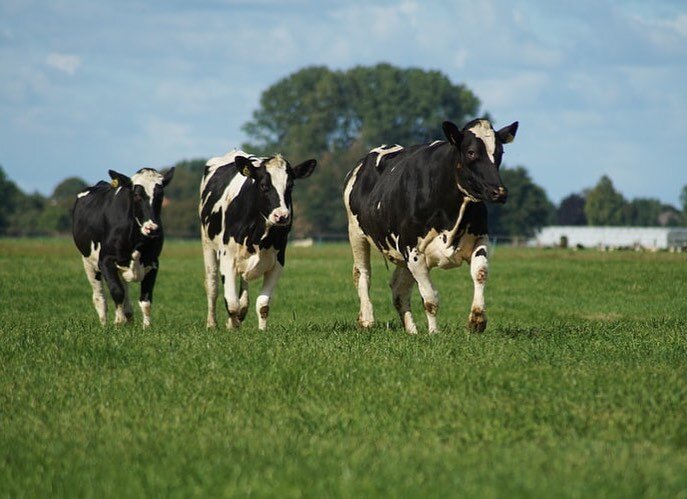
(131, 169), (165, 203)
(264, 155), (291, 225)
(469, 120), (496, 163)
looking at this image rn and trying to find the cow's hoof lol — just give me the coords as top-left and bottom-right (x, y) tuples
(357, 315), (374, 328)
(238, 307), (248, 322)
(468, 307), (487, 333)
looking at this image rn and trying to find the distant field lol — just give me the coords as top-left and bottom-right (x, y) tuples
(1, 238), (686, 497)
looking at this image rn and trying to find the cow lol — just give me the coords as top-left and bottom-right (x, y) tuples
(72, 167), (175, 327)
(343, 118), (518, 334)
(199, 150), (317, 330)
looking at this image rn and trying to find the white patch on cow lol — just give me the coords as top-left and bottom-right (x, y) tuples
(115, 187), (122, 196)
(376, 202), (381, 210)
(469, 120), (496, 162)
(429, 140), (444, 147)
(371, 144), (403, 167)
(77, 190), (90, 198)
(421, 198), (474, 269)
(131, 168), (165, 203)
(117, 250), (146, 282)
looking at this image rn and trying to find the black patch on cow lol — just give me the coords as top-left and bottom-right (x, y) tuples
(475, 248), (487, 258)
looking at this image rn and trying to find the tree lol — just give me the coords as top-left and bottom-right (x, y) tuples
(584, 175), (626, 225)
(487, 166), (555, 238)
(161, 159), (206, 238)
(0, 165), (21, 235)
(556, 193), (587, 225)
(242, 64), (482, 235)
(623, 198), (662, 226)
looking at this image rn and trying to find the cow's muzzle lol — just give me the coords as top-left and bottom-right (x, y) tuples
(490, 186), (508, 204)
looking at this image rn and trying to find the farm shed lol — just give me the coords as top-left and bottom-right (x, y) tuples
(532, 226), (687, 250)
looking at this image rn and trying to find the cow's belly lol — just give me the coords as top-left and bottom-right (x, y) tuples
(233, 244), (278, 281)
(423, 232), (481, 269)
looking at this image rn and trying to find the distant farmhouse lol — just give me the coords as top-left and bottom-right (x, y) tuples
(532, 226), (687, 251)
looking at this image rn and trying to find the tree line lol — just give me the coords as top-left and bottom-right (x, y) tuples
(1, 64), (686, 239)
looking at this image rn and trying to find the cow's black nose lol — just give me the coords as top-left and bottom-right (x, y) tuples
(276, 214), (289, 224)
(491, 187), (508, 203)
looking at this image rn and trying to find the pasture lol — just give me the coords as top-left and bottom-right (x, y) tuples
(1, 238), (686, 497)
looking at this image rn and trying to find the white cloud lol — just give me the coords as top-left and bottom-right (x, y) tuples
(45, 53), (81, 75)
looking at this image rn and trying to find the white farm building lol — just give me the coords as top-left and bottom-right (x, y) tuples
(532, 226), (687, 251)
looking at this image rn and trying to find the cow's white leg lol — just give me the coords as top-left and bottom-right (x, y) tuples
(202, 240), (219, 328)
(139, 300), (151, 329)
(468, 240), (489, 333)
(406, 248), (439, 333)
(218, 249), (241, 329)
(256, 263), (283, 331)
(82, 257), (107, 325)
(238, 278), (249, 323)
(389, 266), (418, 334)
(349, 228), (374, 328)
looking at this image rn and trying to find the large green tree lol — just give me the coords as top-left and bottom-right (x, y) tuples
(584, 175), (626, 226)
(487, 166), (554, 239)
(242, 64), (482, 236)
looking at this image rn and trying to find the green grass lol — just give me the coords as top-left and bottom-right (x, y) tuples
(1, 238), (686, 498)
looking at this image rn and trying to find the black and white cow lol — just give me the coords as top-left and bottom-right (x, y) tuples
(199, 150), (317, 330)
(343, 118), (518, 333)
(72, 167), (174, 327)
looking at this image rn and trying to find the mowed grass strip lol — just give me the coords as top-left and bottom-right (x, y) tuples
(1, 238), (686, 497)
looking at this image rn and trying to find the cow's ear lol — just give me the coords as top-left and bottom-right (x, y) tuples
(162, 167), (175, 187)
(497, 121), (519, 144)
(108, 170), (132, 189)
(235, 156), (256, 178)
(442, 121), (462, 146)
(292, 159), (317, 179)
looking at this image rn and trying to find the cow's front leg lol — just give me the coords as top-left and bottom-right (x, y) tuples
(219, 253), (241, 329)
(406, 248), (439, 333)
(101, 256), (128, 326)
(468, 240), (489, 333)
(139, 264), (158, 329)
(238, 278), (249, 323)
(255, 263), (283, 331)
(389, 266), (418, 334)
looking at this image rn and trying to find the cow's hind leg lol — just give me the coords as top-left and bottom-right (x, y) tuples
(82, 257), (107, 325)
(349, 229), (374, 328)
(390, 266), (418, 334)
(406, 248), (439, 333)
(468, 240), (489, 333)
(202, 241), (219, 328)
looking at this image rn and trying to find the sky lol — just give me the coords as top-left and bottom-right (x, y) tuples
(1, 0), (686, 206)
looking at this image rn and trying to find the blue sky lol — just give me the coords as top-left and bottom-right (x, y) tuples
(1, 0), (686, 206)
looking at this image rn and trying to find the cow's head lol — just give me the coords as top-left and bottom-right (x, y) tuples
(108, 167), (175, 237)
(443, 118), (518, 204)
(234, 154), (317, 227)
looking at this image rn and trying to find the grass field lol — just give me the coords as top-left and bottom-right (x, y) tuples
(1, 237), (686, 497)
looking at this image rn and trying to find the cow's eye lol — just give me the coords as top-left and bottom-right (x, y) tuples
(466, 150), (477, 160)
(260, 182), (270, 193)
